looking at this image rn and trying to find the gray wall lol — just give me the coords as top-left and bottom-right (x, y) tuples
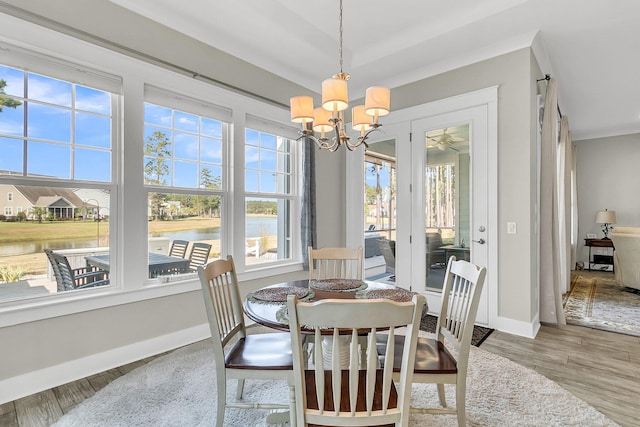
(575, 133), (640, 263)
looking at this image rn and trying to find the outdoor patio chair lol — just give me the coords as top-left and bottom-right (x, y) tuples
(44, 249), (110, 292)
(187, 242), (212, 271)
(376, 256), (487, 426)
(197, 256), (295, 427)
(287, 293), (424, 427)
(168, 239), (189, 258)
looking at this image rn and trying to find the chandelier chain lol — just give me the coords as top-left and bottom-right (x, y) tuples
(338, 0), (343, 74)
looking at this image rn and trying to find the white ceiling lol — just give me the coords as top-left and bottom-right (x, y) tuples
(110, 0), (640, 141)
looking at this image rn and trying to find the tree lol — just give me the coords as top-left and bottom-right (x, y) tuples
(144, 131), (171, 185)
(0, 79), (21, 112)
(198, 167), (222, 218)
(32, 206), (47, 223)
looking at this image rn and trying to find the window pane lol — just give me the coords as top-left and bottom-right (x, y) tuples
(174, 132), (198, 160)
(28, 103), (71, 142)
(174, 111), (198, 133)
(200, 137), (222, 164)
(260, 171), (276, 193)
(27, 141), (70, 179)
(144, 156), (172, 186)
(76, 112), (111, 148)
(0, 185), (111, 302)
(144, 103), (172, 128)
(75, 85), (111, 114)
(0, 105), (24, 137)
(245, 145), (259, 169)
(0, 65), (24, 97)
(75, 148), (111, 182)
(260, 149), (276, 172)
(27, 73), (72, 106)
(201, 117), (222, 139)
(245, 128), (259, 146)
(147, 192), (221, 278)
(245, 197), (290, 265)
(174, 161), (198, 188)
(0, 137), (23, 174)
(199, 165), (222, 189)
(260, 133), (276, 150)
(245, 170), (259, 192)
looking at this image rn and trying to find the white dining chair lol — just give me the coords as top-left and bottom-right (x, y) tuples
(308, 246), (363, 280)
(377, 256), (487, 426)
(287, 294), (424, 427)
(197, 256), (296, 427)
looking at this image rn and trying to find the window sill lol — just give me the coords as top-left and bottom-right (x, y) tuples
(0, 262), (304, 328)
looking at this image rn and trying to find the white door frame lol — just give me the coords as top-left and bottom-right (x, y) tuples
(346, 86), (498, 328)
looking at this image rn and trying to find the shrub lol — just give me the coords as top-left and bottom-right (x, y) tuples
(0, 215), (5, 221)
(0, 266), (24, 283)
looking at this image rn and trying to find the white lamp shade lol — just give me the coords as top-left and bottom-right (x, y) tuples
(290, 96), (314, 123)
(595, 210), (617, 224)
(364, 86), (390, 117)
(313, 107), (333, 133)
(352, 105), (372, 131)
(321, 77), (348, 112)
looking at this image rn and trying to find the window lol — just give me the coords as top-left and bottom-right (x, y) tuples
(364, 153), (396, 238)
(0, 36), (302, 315)
(244, 120), (299, 265)
(0, 50), (117, 301)
(143, 88), (230, 278)
(425, 162), (456, 233)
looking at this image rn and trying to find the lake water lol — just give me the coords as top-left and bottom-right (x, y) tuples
(0, 217), (278, 257)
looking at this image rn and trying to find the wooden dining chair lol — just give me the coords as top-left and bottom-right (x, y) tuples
(376, 256), (486, 427)
(188, 242), (211, 271)
(287, 294), (424, 427)
(197, 256), (296, 427)
(168, 239), (189, 258)
(308, 246), (363, 280)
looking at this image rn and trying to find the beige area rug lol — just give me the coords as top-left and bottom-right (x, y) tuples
(564, 274), (640, 337)
(52, 332), (618, 427)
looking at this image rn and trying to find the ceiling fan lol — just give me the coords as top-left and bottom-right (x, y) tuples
(426, 128), (463, 151)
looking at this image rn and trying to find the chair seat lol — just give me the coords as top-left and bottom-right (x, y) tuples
(377, 334), (458, 374)
(305, 370), (397, 427)
(225, 332), (293, 370)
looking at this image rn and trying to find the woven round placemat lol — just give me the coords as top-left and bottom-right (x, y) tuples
(362, 288), (416, 302)
(251, 286), (309, 302)
(310, 279), (367, 292)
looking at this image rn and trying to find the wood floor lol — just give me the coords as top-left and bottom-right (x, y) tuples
(2, 273), (639, 427)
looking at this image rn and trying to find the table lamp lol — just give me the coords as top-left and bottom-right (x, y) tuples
(595, 209), (617, 240)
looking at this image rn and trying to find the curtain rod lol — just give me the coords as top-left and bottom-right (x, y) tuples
(0, 1), (289, 110)
(536, 74), (563, 118)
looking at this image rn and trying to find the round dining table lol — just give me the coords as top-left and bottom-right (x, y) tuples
(243, 279), (423, 333)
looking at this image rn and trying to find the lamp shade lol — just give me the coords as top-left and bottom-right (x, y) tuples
(290, 96), (314, 123)
(595, 210), (617, 224)
(321, 77), (348, 112)
(312, 107), (333, 133)
(364, 86), (390, 117)
(351, 105), (372, 131)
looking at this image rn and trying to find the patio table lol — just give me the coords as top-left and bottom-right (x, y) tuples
(85, 253), (190, 278)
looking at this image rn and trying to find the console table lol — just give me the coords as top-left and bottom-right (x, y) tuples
(584, 238), (614, 272)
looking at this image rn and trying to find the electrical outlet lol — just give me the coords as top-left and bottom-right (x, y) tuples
(507, 222), (517, 234)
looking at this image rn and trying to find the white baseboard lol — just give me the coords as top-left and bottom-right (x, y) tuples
(0, 323), (211, 405)
(494, 315), (540, 339)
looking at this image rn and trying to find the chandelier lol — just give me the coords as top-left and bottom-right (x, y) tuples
(289, 0), (390, 152)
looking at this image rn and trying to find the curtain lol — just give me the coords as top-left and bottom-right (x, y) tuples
(570, 141), (579, 272)
(539, 77), (566, 324)
(300, 138), (316, 270)
(558, 115), (573, 293)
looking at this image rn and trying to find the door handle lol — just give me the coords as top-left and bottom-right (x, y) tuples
(473, 238), (486, 245)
